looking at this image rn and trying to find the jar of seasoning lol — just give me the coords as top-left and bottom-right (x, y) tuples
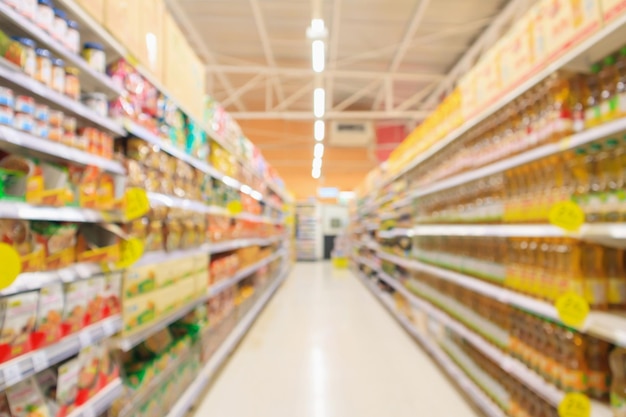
(0, 106), (14, 126)
(48, 110), (63, 128)
(36, 0), (54, 32)
(62, 116), (76, 133)
(64, 67), (80, 100)
(82, 42), (105, 73)
(0, 87), (15, 108)
(35, 48), (52, 87)
(15, 96), (35, 115)
(51, 57), (65, 93)
(52, 9), (68, 41)
(66, 20), (80, 54)
(34, 104), (49, 123)
(34, 122), (48, 139)
(11, 37), (36, 78)
(14, 112), (35, 133)
(17, 0), (37, 19)
(49, 127), (62, 142)
(81, 92), (107, 117)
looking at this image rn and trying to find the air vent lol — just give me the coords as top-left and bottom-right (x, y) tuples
(329, 121), (374, 147)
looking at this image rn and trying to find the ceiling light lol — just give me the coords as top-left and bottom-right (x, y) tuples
(311, 18), (325, 32)
(314, 120), (325, 141)
(313, 157), (322, 170)
(314, 88), (325, 118)
(314, 143), (324, 158)
(312, 40), (325, 73)
(312, 168), (321, 179)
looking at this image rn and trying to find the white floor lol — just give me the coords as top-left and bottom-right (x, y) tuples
(191, 262), (480, 417)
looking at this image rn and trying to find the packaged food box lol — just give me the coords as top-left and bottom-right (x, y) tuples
(123, 292), (156, 333)
(5, 377), (51, 417)
(31, 222), (77, 270)
(0, 393), (9, 417)
(602, 0), (626, 21)
(75, 224), (120, 264)
(0, 292), (38, 360)
(62, 281), (90, 335)
(86, 277), (105, 325)
(123, 264), (156, 299)
(35, 368), (60, 416)
(36, 283), (64, 346)
(0, 219), (45, 273)
(75, 346), (101, 405)
(103, 272), (122, 316)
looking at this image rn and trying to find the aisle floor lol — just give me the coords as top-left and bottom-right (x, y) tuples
(191, 262), (480, 417)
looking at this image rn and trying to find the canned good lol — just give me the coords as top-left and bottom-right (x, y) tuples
(36, 0), (54, 32)
(51, 57), (65, 93)
(48, 127), (62, 142)
(64, 67), (80, 100)
(17, 0), (37, 19)
(75, 129), (88, 151)
(62, 131), (76, 147)
(0, 87), (14, 108)
(15, 95), (35, 114)
(0, 106), (14, 126)
(52, 8), (68, 41)
(10, 37), (36, 78)
(81, 92), (107, 117)
(82, 42), (105, 73)
(35, 48), (52, 87)
(34, 104), (49, 122)
(34, 121), (48, 139)
(62, 116), (76, 133)
(14, 112), (34, 132)
(66, 20), (80, 54)
(48, 109), (63, 128)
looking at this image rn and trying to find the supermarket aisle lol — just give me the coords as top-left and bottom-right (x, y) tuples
(191, 262), (479, 417)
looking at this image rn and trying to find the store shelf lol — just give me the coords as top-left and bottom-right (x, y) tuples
(0, 125), (125, 174)
(354, 271), (506, 417)
(165, 266), (289, 417)
(0, 201), (122, 223)
(0, 58), (124, 136)
(0, 2), (123, 98)
(377, 251), (626, 347)
(207, 249), (286, 298)
(66, 378), (123, 417)
(375, 270), (612, 416)
(355, 256), (380, 272)
(4, 263), (104, 297)
(209, 236), (283, 254)
(0, 315), (121, 391)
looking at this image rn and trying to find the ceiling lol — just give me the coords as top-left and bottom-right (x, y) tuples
(166, 0), (530, 199)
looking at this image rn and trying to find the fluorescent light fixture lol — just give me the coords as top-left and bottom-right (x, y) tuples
(314, 143), (324, 158)
(240, 184), (252, 195)
(314, 88), (325, 118)
(312, 168), (321, 179)
(313, 157), (322, 170)
(311, 18), (325, 32)
(222, 176), (240, 188)
(312, 40), (325, 72)
(146, 33), (158, 68)
(251, 190), (263, 201)
(314, 120), (325, 141)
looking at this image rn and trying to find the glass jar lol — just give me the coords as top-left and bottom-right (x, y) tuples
(81, 92), (107, 117)
(82, 42), (105, 73)
(52, 8), (68, 41)
(0, 106), (14, 126)
(48, 110), (63, 128)
(36, 0), (54, 32)
(17, 0), (37, 19)
(35, 48), (52, 87)
(51, 57), (65, 93)
(14, 112), (35, 133)
(66, 20), (80, 54)
(10, 37), (36, 78)
(0, 87), (14, 109)
(15, 96), (35, 115)
(34, 104), (49, 123)
(64, 67), (80, 100)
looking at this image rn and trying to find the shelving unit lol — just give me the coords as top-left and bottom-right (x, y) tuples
(296, 203), (322, 260)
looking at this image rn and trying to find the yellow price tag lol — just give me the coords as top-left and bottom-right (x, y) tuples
(558, 393), (591, 417)
(227, 200), (243, 215)
(115, 238), (145, 269)
(0, 243), (21, 289)
(125, 53), (140, 67)
(125, 188), (150, 221)
(556, 292), (590, 328)
(549, 200), (584, 232)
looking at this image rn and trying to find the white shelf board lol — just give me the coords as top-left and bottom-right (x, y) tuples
(0, 125), (125, 174)
(65, 378), (123, 417)
(165, 267), (289, 417)
(4, 263), (104, 297)
(377, 251), (626, 347)
(0, 316), (121, 391)
(0, 201), (122, 223)
(0, 2), (123, 98)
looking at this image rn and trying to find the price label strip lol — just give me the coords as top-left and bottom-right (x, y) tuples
(102, 320), (117, 337)
(558, 393), (591, 417)
(2, 364), (22, 387)
(549, 201), (585, 232)
(124, 188), (150, 221)
(79, 331), (93, 348)
(31, 351), (49, 373)
(556, 292), (590, 328)
(0, 243), (22, 290)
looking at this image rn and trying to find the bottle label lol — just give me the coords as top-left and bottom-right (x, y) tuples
(584, 279), (608, 307)
(587, 370), (609, 396)
(561, 367), (587, 392)
(609, 278), (626, 305)
(611, 393), (626, 417)
(620, 92), (626, 115)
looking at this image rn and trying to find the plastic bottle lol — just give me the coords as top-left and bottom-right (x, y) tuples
(586, 336), (611, 401)
(610, 347), (626, 417)
(559, 325), (587, 393)
(586, 64), (602, 128)
(603, 138), (624, 222)
(581, 242), (608, 310)
(617, 47), (626, 118)
(600, 55), (619, 123)
(586, 143), (605, 223)
(604, 247), (626, 310)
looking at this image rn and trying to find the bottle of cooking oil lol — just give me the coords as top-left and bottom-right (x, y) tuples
(610, 347), (626, 417)
(586, 143), (605, 223)
(581, 242), (608, 310)
(586, 336), (611, 401)
(571, 74), (588, 133)
(586, 64), (602, 128)
(600, 55), (618, 123)
(569, 147), (591, 215)
(617, 47), (626, 118)
(603, 138), (624, 222)
(558, 325), (587, 393)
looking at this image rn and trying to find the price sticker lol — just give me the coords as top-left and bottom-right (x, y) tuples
(81, 405), (96, 417)
(125, 53), (140, 68)
(31, 351), (49, 373)
(102, 320), (117, 337)
(79, 331), (93, 348)
(558, 393), (591, 417)
(124, 187), (150, 221)
(2, 364), (22, 387)
(227, 200), (243, 215)
(556, 292), (590, 328)
(549, 200), (584, 232)
(0, 243), (22, 290)
(114, 238), (145, 269)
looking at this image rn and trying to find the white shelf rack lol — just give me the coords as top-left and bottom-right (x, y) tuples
(4, 263), (104, 297)
(0, 201), (122, 223)
(0, 125), (125, 174)
(0, 58), (124, 136)
(66, 378), (123, 417)
(0, 2), (123, 98)
(354, 271), (506, 417)
(0, 315), (121, 390)
(377, 251), (626, 347)
(375, 270), (611, 416)
(165, 266), (289, 417)
(356, 256), (380, 272)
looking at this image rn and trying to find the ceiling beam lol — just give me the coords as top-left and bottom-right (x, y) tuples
(230, 111), (429, 120)
(163, 0), (246, 111)
(395, 83), (436, 111)
(327, 0), (342, 111)
(204, 65), (443, 82)
(389, 0), (431, 72)
(221, 73), (266, 107)
(272, 81), (315, 111)
(333, 79), (381, 111)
